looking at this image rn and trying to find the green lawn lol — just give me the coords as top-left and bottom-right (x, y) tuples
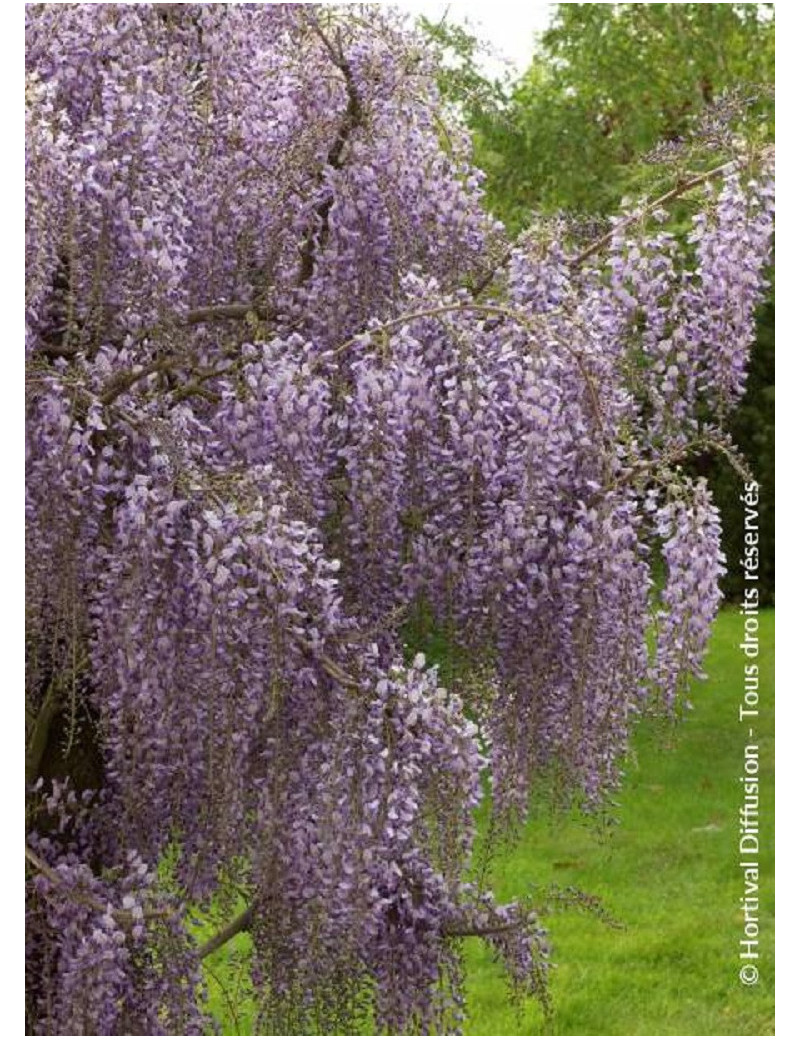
(462, 607), (775, 1036)
(202, 608), (775, 1036)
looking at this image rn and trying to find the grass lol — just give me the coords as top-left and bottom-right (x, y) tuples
(461, 607), (775, 1036)
(202, 608), (775, 1036)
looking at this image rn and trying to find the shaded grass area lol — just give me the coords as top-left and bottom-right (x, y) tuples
(202, 608), (774, 1036)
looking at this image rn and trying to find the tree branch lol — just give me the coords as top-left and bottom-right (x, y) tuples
(99, 359), (174, 407)
(297, 22), (364, 285)
(33, 301), (271, 366)
(472, 152), (767, 294)
(35, 342), (81, 360)
(318, 300), (612, 463)
(470, 245), (515, 298)
(443, 917), (532, 939)
(25, 846), (170, 922)
(185, 302), (270, 325)
(314, 650), (361, 690)
(320, 301), (548, 362)
(569, 156), (740, 267)
(196, 906), (255, 960)
(600, 432), (754, 498)
(195, 902), (532, 961)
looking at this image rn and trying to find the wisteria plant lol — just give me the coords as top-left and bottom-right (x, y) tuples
(25, 4), (774, 1035)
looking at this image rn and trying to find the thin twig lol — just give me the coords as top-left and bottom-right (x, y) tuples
(472, 152), (764, 291)
(600, 434), (754, 498)
(319, 301), (547, 362)
(570, 157), (740, 267)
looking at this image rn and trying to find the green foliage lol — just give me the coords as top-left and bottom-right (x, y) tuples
(416, 15), (511, 120)
(464, 4), (774, 230)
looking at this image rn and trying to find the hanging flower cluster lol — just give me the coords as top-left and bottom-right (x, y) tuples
(648, 481), (727, 712)
(25, 4), (773, 1034)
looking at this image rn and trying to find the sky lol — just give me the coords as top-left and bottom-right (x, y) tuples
(390, 1), (556, 79)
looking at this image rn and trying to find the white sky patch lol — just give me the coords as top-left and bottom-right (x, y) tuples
(391, 1), (556, 80)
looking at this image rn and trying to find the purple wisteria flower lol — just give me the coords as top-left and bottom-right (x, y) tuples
(25, 4), (773, 1034)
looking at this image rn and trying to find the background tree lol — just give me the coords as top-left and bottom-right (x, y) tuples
(25, 5), (773, 1035)
(423, 2), (775, 602)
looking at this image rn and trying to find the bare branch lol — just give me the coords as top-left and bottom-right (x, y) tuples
(99, 359), (173, 407)
(315, 650), (361, 690)
(197, 906), (255, 960)
(297, 21), (364, 285)
(443, 917), (532, 939)
(569, 157), (740, 267)
(470, 245), (515, 298)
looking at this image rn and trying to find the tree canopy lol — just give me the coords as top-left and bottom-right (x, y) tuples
(445, 3), (775, 228)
